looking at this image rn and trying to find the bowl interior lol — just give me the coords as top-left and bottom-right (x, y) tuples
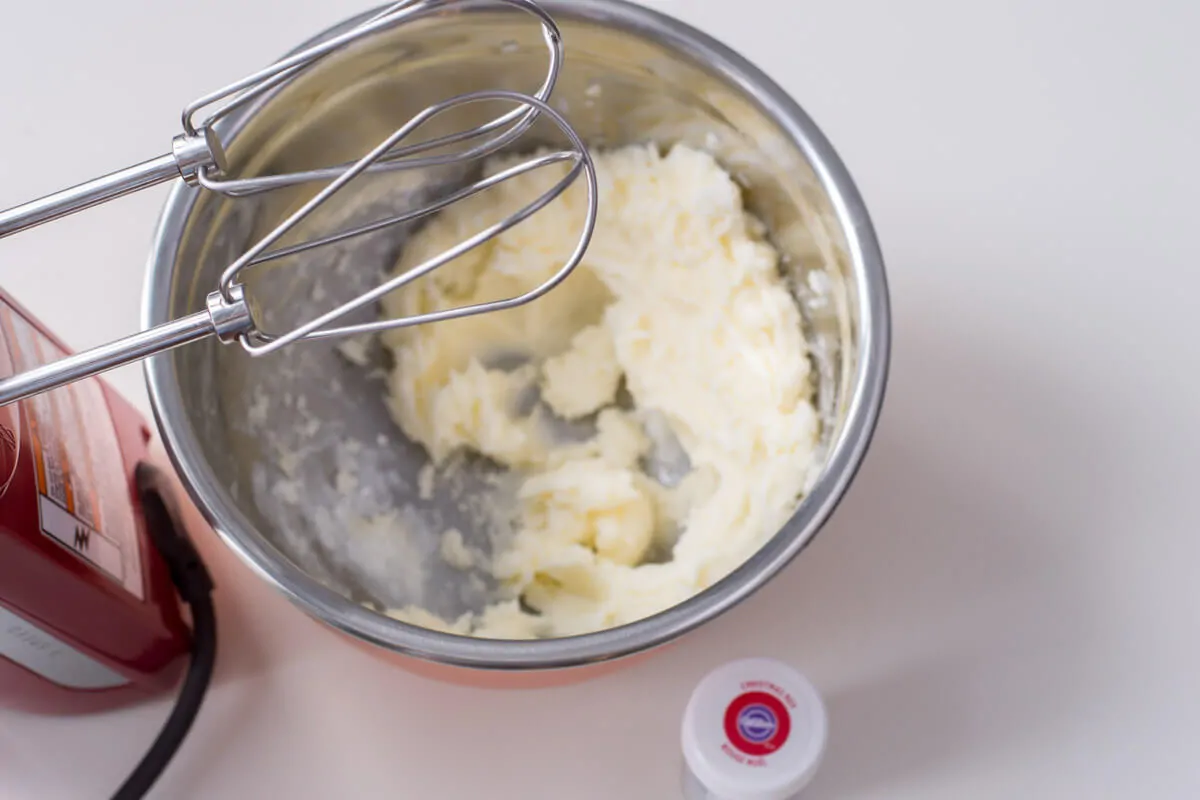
(158, 3), (862, 639)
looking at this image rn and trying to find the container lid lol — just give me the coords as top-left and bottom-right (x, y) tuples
(681, 658), (827, 800)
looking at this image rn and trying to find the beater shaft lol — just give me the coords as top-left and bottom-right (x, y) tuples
(0, 132), (225, 239)
(0, 289), (253, 406)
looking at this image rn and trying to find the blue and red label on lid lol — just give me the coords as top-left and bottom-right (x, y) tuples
(723, 684), (795, 763)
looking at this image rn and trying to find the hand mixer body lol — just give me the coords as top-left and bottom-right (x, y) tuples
(0, 289), (191, 714)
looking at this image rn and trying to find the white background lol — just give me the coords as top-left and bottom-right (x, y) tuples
(2, 0), (1199, 797)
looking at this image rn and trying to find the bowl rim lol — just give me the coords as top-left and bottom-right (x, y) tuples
(142, 0), (892, 670)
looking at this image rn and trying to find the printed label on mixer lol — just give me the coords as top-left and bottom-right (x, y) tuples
(0, 601), (129, 689)
(0, 304), (144, 599)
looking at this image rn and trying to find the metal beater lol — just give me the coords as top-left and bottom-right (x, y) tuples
(0, 0), (597, 406)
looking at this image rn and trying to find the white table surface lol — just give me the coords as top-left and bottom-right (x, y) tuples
(3, 0), (1199, 797)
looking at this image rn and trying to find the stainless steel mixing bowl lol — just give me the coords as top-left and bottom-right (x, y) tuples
(142, 0), (890, 671)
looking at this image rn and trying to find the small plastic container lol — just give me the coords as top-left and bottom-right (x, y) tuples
(681, 658), (828, 799)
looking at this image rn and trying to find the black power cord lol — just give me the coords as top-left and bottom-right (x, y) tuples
(110, 464), (218, 800)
